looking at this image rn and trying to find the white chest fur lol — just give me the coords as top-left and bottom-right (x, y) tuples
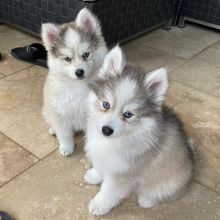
(85, 130), (132, 175)
(46, 75), (89, 130)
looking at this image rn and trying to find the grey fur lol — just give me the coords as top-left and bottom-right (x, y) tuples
(89, 64), (194, 179)
(85, 47), (195, 215)
(90, 65), (162, 117)
(49, 22), (104, 59)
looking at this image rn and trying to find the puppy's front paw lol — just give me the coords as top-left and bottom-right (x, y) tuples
(138, 195), (156, 209)
(59, 144), (74, 156)
(84, 168), (102, 185)
(89, 195), (111, 216)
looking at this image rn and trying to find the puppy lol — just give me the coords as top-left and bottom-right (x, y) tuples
(42, 8), (108, 156)
(84, 46), (194, 215)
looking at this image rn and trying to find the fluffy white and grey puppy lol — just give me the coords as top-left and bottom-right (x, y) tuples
(84, 46), (194, 215)
(42, 8), (108, 156)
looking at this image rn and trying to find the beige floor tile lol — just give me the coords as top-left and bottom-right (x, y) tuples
(196, 40), (220, 65)
(0, 21), (220, 220)
(166, 81), (220, 157)
(166, 81), (220, 192)
(195, 144), (220, 193)
(0, 48), (32, 75)
(131, 28), (170, 44)
(122, 41), (186, 72)
(170, 45), (220, 97)
(0, 25), (40, 50)
(0, 65), (57, 158)
(137, 24), (220, 59)
(0, 132), (38, 187)
(0, 143), (219, 220)
(211, 39), (220, 50)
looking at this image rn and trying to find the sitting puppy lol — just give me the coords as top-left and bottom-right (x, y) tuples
(42, 8), (108, 156)
(84, 46), (194, 215)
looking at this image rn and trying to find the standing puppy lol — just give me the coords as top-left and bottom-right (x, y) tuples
(42, 8), (108, 156)
(85, 46), (194, 215)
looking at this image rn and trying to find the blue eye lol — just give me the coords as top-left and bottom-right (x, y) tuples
(124, 111), (134, 119)
(103, 101), (110, 110)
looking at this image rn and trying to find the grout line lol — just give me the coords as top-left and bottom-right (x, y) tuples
(188, 38), (220, 60)
(170, 78), (220, 100)
(124, 41), (190, 74)
(1, 133), (220, 197)
(168, 60), (189, 74)
(193, 138), (220, 159)
(0, 130), (40, 159)
(129, 42), (220, 100)
(134, 27), (220, 62)
(193, 179), (220, 196)
(0, 159), (39, 189)
(142, 40), (217, 62)
(2, 64), (35, 78)
(0, 146), (58, 189)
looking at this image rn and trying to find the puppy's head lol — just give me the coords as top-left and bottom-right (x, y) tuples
(88, 46), (169, 138)
(42, 8), (107, 80)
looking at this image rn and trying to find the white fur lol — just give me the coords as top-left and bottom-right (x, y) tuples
(43, 76), (89, 156)
(41, 23), (60, 49)
(64, 28), (80, 49)
(84, 167), (103, 185)
(85, 99), (191, 215)
(84, 46), (193, 216)
(115, 78), (137, 108)
(76, 8), (101, 35)
(42, 9), (108, 156)
(144, 67), (168, 103)
(99, 45), (126, 77)
(85, 112), (158, 215)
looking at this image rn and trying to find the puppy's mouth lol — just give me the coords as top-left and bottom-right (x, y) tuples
(77, 76), (86, 80)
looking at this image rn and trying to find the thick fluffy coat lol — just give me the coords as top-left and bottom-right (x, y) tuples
(42, 8), (108, 156)
(84, 46), (194, 215)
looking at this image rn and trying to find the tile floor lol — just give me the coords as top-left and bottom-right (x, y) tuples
(0, 24), (220, 220)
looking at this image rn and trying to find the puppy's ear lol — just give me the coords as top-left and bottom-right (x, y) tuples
(41, 23), (61, 50)
(144, 67), (169, 103)
(76, 8), (101, 35)
(99, 45), (126, 77)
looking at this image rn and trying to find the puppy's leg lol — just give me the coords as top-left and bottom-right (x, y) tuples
(137, 181), (178, 208)
(137, 189), (159, 208)
(42, 108), (56, 136)
(89, 177), (132, 216)
(84, 168), (103, 185)
(53, 118), (74, 156)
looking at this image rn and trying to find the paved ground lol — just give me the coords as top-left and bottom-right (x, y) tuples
(0, 23), (220, 220)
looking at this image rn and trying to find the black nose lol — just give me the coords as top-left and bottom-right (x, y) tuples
(75, 69), (84, 78)
(102, 126), (113, 136)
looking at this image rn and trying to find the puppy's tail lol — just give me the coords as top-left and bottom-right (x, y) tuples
(187, 138), (195, 151)
(187, 138), (196, 174)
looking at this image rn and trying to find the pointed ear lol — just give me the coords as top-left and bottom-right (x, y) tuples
(99, 45), (126, 77)
(144, 67), (169, 103)
(76, 8), (101, 35)
(41, 23), (61, 49)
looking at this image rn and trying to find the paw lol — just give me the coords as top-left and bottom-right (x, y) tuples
(138, 195), (156, 209)
(89, 196), (111, 216)
(49, 127), (56, 136)
(59, 144), (74, 156)
(84, 168), (102, 185)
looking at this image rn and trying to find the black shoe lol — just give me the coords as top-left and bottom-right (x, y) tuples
(11, 43), (47, 68)
(0, 211), (12, 220)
